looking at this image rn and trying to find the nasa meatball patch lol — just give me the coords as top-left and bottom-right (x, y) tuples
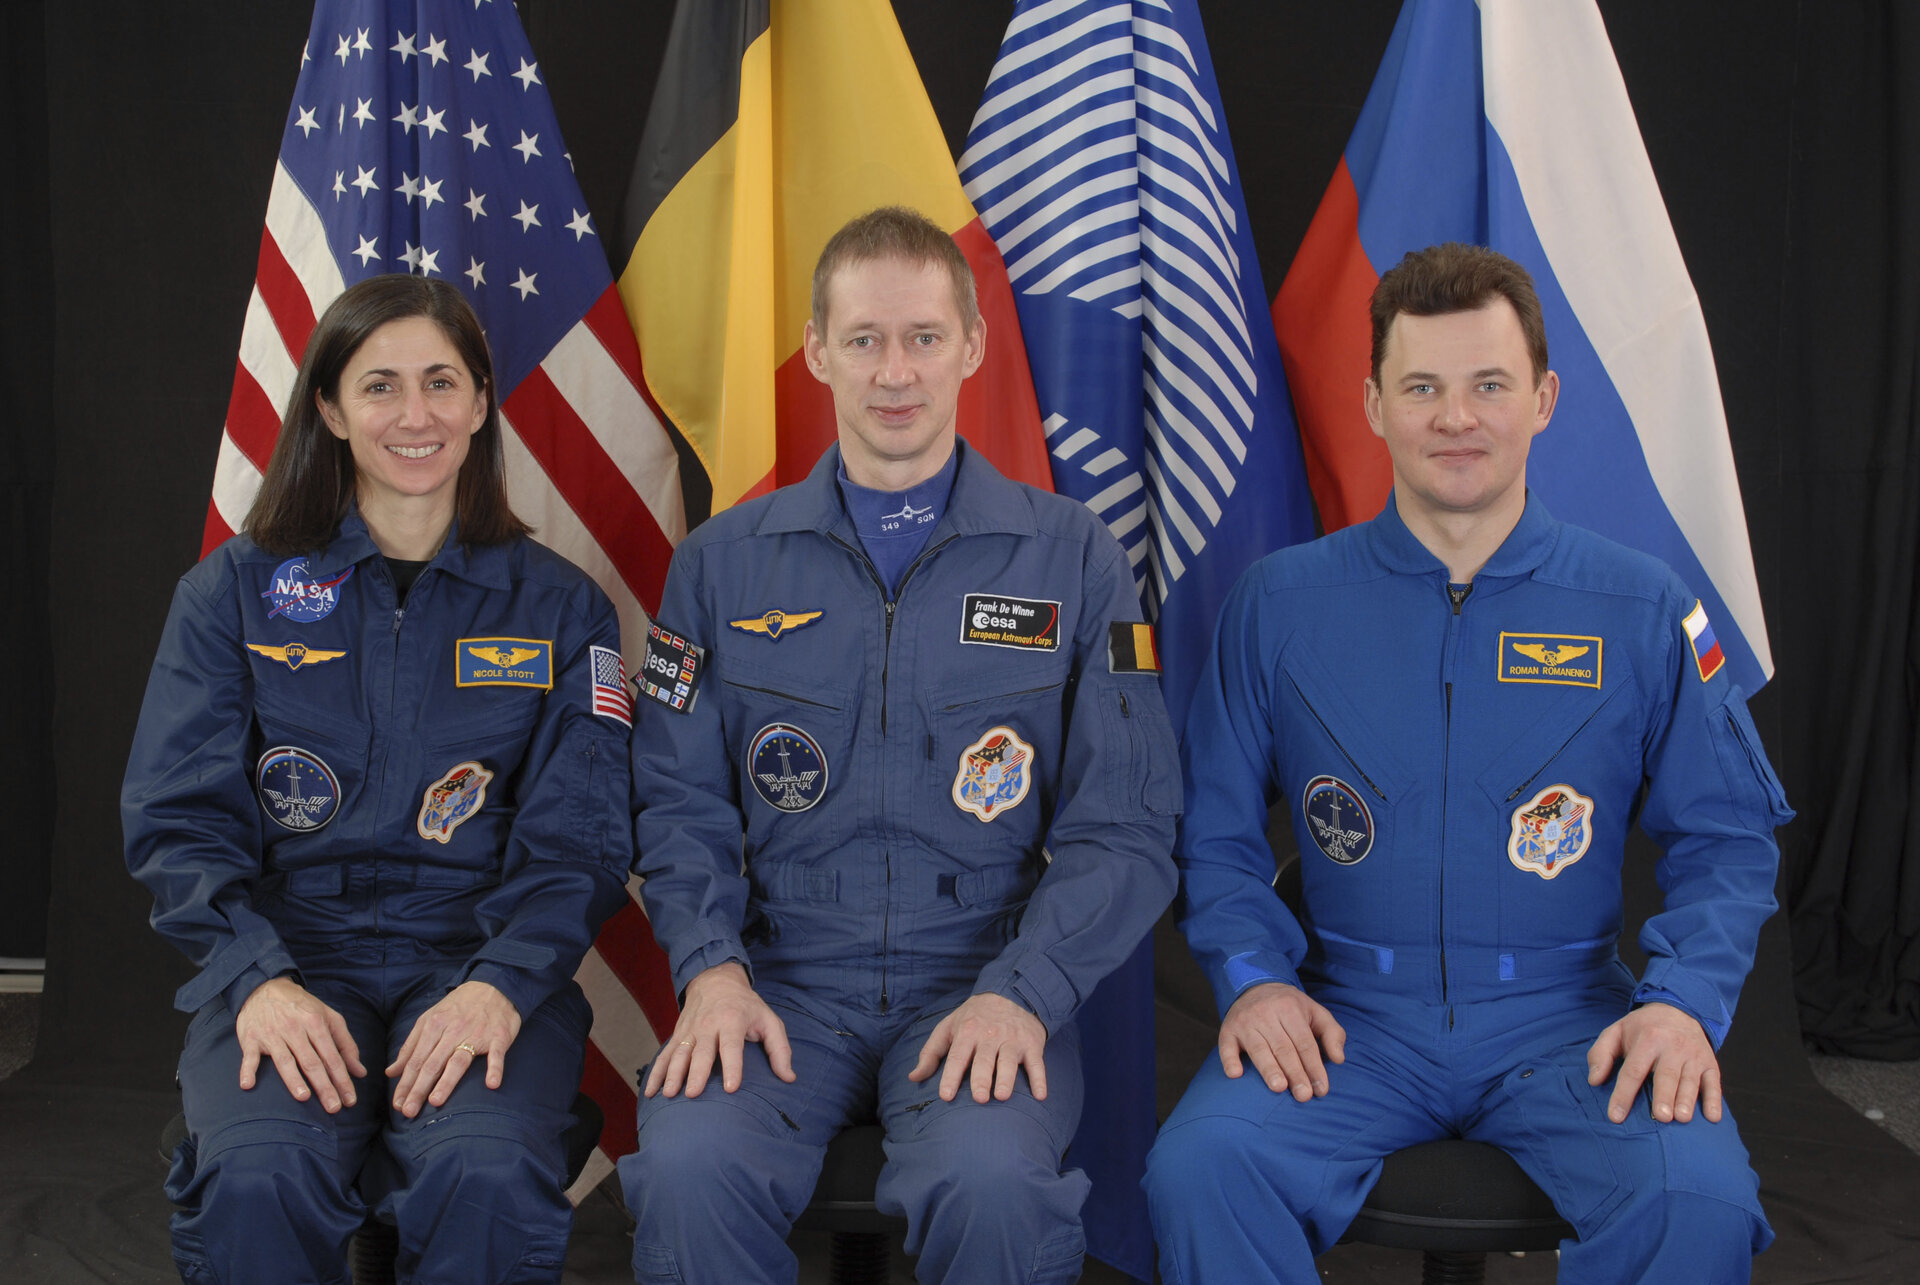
(418, 760), (494, 844)
(1507, 784), (1594, 879)
(1302, 775), (1373, 865)
(261, 557), (353, 623)
(959, 594), (1060, 651)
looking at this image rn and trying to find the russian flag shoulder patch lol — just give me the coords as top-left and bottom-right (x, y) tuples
(1682, 600), (1726, 682)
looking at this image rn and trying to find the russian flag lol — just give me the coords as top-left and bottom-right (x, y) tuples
(1273, 0), (1773, 693)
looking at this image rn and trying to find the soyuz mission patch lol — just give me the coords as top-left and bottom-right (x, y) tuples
(1302, 775), (1372, 865)
(952, 726), (1033, 822)
(261, 558), (353, 623)
(418, 760), (493, 844)
(255, 746), (340, 832)
(749, 723), (828, 813)
(638, 623), (703, 713)
(1507, 784), (1593, 880)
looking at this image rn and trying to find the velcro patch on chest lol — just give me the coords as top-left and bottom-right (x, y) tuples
(418, 760), (493, 844)
(960, 594), (1060, 651)
(1302, 775), (1372, 865)
(637, 622), (703, 713)
(458, 637), (554, 689)
(1498, 633), (1602, 688)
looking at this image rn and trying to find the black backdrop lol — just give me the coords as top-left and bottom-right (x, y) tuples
(7, 0), (1916, 1115)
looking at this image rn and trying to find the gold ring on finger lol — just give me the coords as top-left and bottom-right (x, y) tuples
(455, 1042), (479, 1056)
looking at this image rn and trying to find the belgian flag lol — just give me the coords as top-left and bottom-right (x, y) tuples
(617, 0), (1051, 525)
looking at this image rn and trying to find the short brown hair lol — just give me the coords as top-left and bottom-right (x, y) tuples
(1370, 243), (1548, 386)
(810, 206), (979, 334)
(243, 274), (529, 555)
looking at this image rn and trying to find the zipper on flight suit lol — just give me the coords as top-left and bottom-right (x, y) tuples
(824, 530), (959, 1013)
(1440, 582), (1472, 1028)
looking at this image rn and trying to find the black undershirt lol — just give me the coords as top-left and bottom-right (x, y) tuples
(385, 556), (429, 602)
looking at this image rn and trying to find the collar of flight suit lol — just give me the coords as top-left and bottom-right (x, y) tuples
(302, 503), (513, 592)
(1365, 487), (1563, 589)
(757, 437), (1043, 543)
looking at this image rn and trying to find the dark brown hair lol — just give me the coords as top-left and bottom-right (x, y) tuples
(243, 274), (529, 555)
(810, 205), (979, 333)
(1369, 243), (1549, 386)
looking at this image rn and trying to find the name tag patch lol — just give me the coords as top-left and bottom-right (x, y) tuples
(458, 637), (554, 689)
(418, 760), (493, 844)
(960, 594), (1060, 651)
(1508, 784), (1594, 879)
(256, 746), (340, 833)
(1498, 633), (1602, 688)
(638, 623), (703, 713)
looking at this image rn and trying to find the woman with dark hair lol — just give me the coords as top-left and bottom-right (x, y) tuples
(123, 274), (633, 1283)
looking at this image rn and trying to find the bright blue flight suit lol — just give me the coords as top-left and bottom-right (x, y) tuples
(1145, 494), (1792, 1284)
(620, 441), (1180, 1285)
(123, 512), (632, 1284)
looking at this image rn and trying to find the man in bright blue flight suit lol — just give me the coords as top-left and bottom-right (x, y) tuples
(1145, 243), (1792, 1284)
(619, 206), (1180, 1285)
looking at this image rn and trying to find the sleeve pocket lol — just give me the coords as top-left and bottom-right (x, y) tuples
(1712, 699), (1793, 828)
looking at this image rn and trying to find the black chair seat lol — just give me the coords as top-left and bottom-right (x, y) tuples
(1347, 1138), (1571, 1253)
(793, 1123), (898, 1236)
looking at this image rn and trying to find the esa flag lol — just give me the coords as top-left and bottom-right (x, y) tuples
(1274, 0), (1772, 692)
(961, 2), (1316, 1276)
(203, 0), (685, 1197)
(617, 0), (1052, 524)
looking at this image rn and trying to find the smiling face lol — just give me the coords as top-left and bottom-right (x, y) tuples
(317, 314), (488, 531)
(1365, 299), (1558, 533)
(802, 254), (985, 491)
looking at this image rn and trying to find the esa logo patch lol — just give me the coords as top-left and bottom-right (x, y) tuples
(1302, 775), (1372, 865)
(1498, 633), (1602, 688)
(952, 726), (1034, 822)
(749, 724), (828, 812)
(1507, 784), (1594, 879)
(261, 558), (353, 623)
(458, 638), (554, 689)
(418, 760), (493, 844)
(959, 594), (1061, 651)
(638, 623), (703, 713)
(246, 640), (347, 671)
(255, 746), (340, 832)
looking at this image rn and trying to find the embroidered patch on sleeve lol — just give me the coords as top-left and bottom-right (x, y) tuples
(1497, 633), (1602, 688)
(959, 594), (1061, 650)
(638, 623), (703, 713)
(1107, 621), (1162, 674)
(1682, 601), (1725, 682)
(590, 645), (633, 727)
(457, 637), (554, 689)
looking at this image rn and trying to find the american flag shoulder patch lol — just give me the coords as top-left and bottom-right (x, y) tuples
(589, 645), (633, 727)
(1682, 600), (1726, 683)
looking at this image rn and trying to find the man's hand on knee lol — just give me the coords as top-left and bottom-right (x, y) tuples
(235, 976), (366, 1113)
(909, 992), (1049, 1104)
(1586, 1001), (1722, 1125)
(1218, 982), (1346, 1102)
(646, 962), (794, 1100)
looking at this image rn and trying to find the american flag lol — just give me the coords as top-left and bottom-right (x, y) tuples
(590, 645), (634, 728)
(207, 0), (683, 1197)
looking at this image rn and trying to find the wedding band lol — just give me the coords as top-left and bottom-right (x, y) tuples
(678, 1039), (693, 1047)
(455, 1042), (479, 1056)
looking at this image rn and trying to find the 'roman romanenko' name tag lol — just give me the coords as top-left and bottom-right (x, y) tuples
(1498, 633), (1602, 688)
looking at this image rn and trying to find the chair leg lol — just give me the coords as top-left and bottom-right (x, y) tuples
(1421, 1249), (1487, 1285)
(351, 1219), (400, 1285)
(828, 1229), (892, 1285)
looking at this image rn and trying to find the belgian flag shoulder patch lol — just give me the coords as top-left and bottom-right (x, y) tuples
(1108, 622), (1161, 674)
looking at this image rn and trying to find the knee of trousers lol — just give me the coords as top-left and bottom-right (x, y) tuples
(621, 1093), (824, 1231)
(385, 1108), (570, 1234)
(878, 1097), (1089, 1247)
(166, 1122), (362, 1284)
